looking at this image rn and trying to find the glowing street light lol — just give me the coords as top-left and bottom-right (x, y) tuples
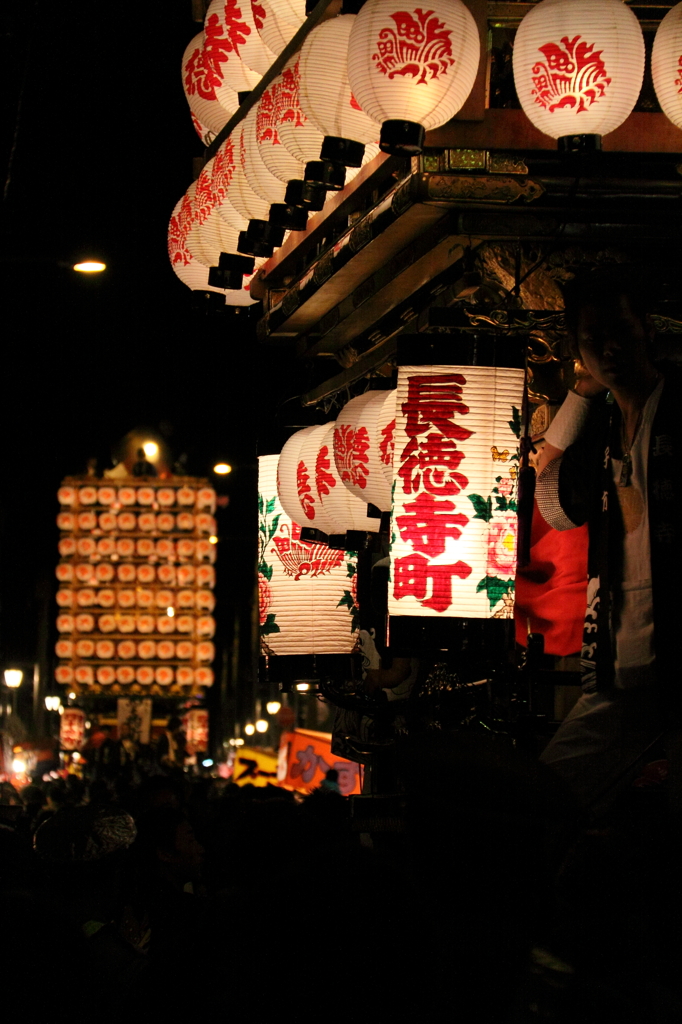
(213, 463), (232, 475)
(4, 669), (23, 688)
(166, 606), (175, 617)
(73, 261), (106, 273)
(244, 723), (255, 736)
(45, 695), (61, 711)
(266, 701), (281, 715)
(255, 719), (268, 733)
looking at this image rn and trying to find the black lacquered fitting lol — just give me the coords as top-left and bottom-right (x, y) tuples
(304, 158), (346, 190)
(379, 119), (425, 156)
(269, 203), (309, 231)
(320, 136), (365, 167)
(285, 178), (326, 211)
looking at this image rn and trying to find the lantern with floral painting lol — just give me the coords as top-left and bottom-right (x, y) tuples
(259, 455), (359, 655)
(388, 365), (525, 620)
(652, 1), (682, 131)
(347, 0), (480, 155)
(182, 32), (239, 136)
(512, 0), (645, 151)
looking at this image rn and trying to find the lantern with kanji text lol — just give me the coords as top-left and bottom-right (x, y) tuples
(652, 1), (682, 131)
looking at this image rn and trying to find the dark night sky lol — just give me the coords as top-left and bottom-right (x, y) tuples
(0, 1), (300, 670)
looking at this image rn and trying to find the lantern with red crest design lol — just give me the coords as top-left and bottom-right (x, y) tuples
(512, 0), (645, 151)
(347, 0), (479, 155)
(388, 365), (524, 621)
(227, 122), (288, 256)
(333, 390), (395, 513)
(652, 1), (682, 131)
(60, 708), (86, 751)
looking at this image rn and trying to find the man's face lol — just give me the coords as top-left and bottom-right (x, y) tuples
(576, 294), (652, 390)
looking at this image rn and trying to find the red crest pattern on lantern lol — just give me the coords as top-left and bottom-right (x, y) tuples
(333, 425), (371, 490)
(272, 523), (344, 580)
(532, 35), (611, 113)
(257, 66), (305, 146)
(185, 2), (251, 101)
(373, 8), (456, 85)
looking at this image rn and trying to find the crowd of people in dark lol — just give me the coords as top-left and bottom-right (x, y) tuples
(1, 721), (681, 1023)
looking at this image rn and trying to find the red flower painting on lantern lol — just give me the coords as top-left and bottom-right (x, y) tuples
(372, 8), (456, 85)
(258, 572), (272, 625)
(486, 514), (518, 576)
(531, 35), (611, 114)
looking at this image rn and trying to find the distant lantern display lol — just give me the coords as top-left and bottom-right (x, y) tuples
(203, 0), (263, 91)
(54, 477), (218, 695)
(512, 0), (645, 145)
(347, 0), (479, 155)
(388, 365), (525, 620)
(182, 32), (239, 136)
(652, 1), (682, 131)
(258, 455), (359, 655)
(333, 390), (395, 512)
(299, 16), (381, 163)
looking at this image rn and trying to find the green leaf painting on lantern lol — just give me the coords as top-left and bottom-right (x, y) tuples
(337, 559), (360, 634)
(258, 491), (281, 646)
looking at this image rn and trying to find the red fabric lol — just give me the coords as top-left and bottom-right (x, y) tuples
(515, 501), (588, 655)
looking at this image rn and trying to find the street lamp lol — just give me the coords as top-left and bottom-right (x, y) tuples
(255, 719), (268, 733)
(4, 669), (22, 716)
(244, 723), (255, 736)
(266, 701), (281, 715)
(73, 261), (106, 273)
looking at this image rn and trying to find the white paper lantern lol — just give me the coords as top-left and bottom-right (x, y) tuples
(190, 111), (216, 148)
(376, 389), (397, 490)
(255, 67), (308, 183)
(259, 454), (358, 655)
(315, 423), (380, 534)
(388, 365), (524, 619)
(300, 15), (381, 154)
(652, 2), (682, 131)
(182, 32), (239, 136)
(512, 0), (645, 143)
(347, 1), (479, 154)
(277, 425), (321, 527)
(242, 106), (291, 203)
(204, 0), (263, 91)
(226, 122), (273, 220)
(254, 0), (305, 57)
(168, 185), (258, 304)
(334, 391), (395, 512)
(209, 139), (251, 233)
(276, 54), (326, 163)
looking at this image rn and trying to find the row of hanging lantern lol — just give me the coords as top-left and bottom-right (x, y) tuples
(173, 0), (682, 301)
(265, 363), (527, 659)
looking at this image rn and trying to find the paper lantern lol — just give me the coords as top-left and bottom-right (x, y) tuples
(182, 32), (239, 136)
(255, 69), (308, 183)
(191, 111), (216, 148)
(512, 0), (645, 146)
(254, 0), (305, 56)
(258, 455), (359, 655)
(184, 708), (210, 752)
(300, 15), (381, 166)
(117, 590), (136, 609)
(75, 639), (95, 658)
(204, 0), (263, 90)
(388, 365), (525, 619)
(242, 107), (307, 233)
(347, 1), (479, 154)
(314, 423), (381, 535)
(652, 2), (682, 130)
(277, 425), (324, 528)
(60, 708), (85, 750)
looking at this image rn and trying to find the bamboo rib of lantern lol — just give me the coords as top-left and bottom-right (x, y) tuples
(204, 0), (341, 163)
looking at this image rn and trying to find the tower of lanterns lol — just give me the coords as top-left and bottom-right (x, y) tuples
(54, 478), (217, 696)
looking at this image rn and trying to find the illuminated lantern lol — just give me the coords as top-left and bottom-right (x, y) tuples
(347, 0), (479, 155)
(182, 32), (239, 136)
(60, 708), (85, 750)
(512, 0), (645, 149)
(226, 123), (287, 255)
(242, 107), (309, 231)
(376, 389), (396, 490)
(258, 454), (359, 655)
(300, 15), (381, 171)
(255, 70), (308, 183)
(315, 423), (381, 535)
(204, 0), (263, 90)
(191, 111), (216, 148)
(388, 365), (525, 620)
(184, 708), (210, 753)
(277, 425), (323, 528)
(195, 667), (215, 688)
(652, 2), (682, 130)
(254, 0), (305, 56)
